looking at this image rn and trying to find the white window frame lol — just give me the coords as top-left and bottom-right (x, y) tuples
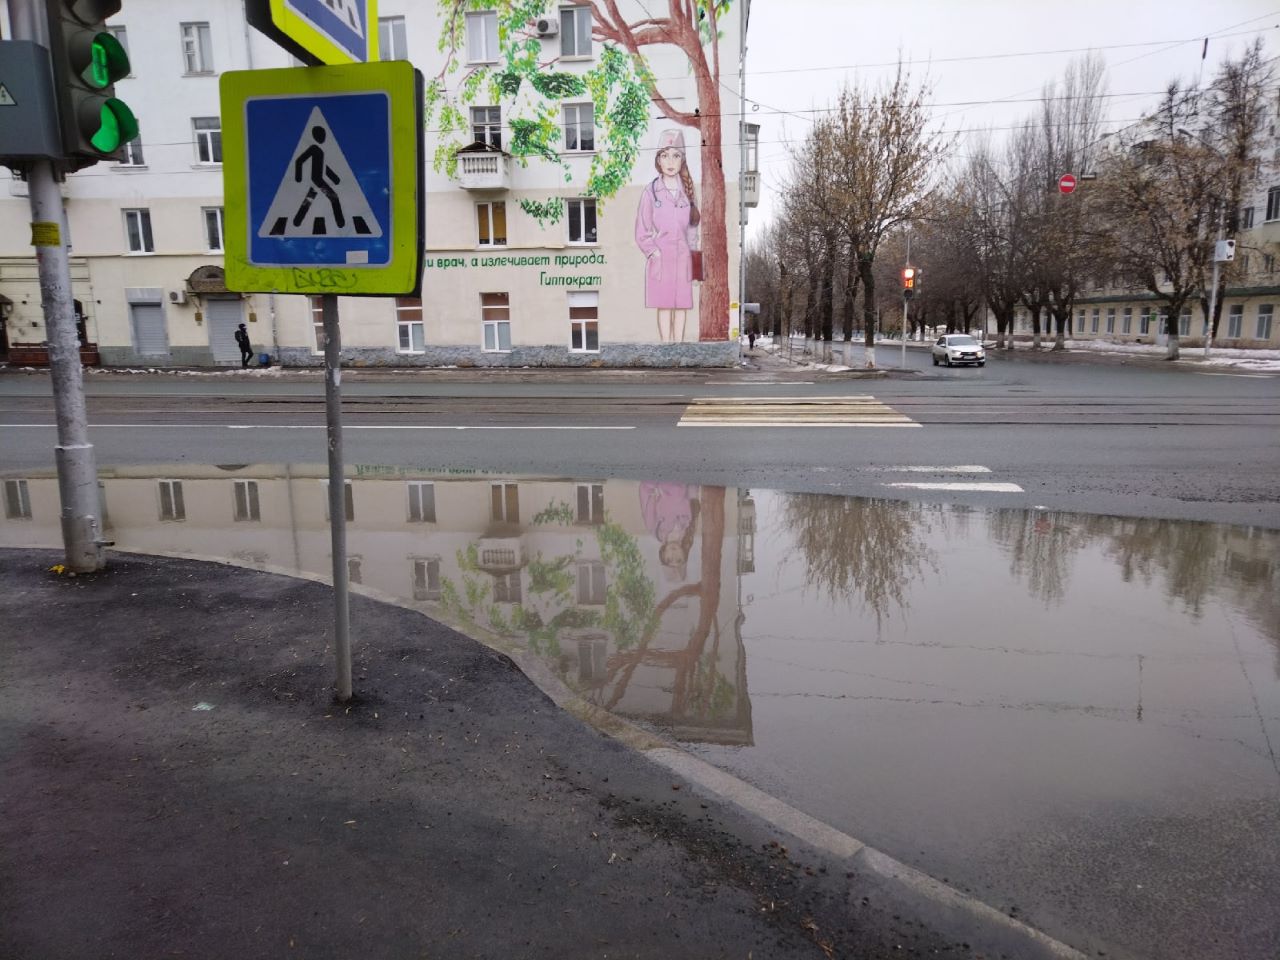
(493, 571), (522, 604)
(203, 206), (224, 252)
(1267, 186), (1280, 222)
(396, 297), (425, 354)
(560, 5), (592, 58)
(180, 22), (213, 75)
(107, 25), (131, 74)
(124, 208), (154, 254)
(310, 296), (326, 355)
(3, 478), (32, 520)
(568, 290), (599, 353)
(159, 480), (185, 522)
(378, 16), (407, 60)
(1091, 308), (1100, 333)
(476, 200), (507, 247)
(1254, 304), (1272, 340)
(490, 482), (519, 523)
(1178, 309), (1191, 337)
(576, 560), (606, 605)
(1241, 206), (1255, 229)
(465, 11), (499, 63)
(117, 131), (145, 167)
(566, 197), (597, 245)
(407, 481), (437, 523)
(412, 557), (441, 600)
(563, 102), (594, 152)
(1227, 304), (1243, 338)
(576, 482), (604, 524)
(233, 479), (260, 522)
(482, 292), (511, 353)
(193, 117), (221, 164)
(577, 636), (608, 682)
(1106, 307), (1115, 334)
(471, 105), (502, 148)
(321, 480), (355, 522)
(1122, 307), (1133, 334)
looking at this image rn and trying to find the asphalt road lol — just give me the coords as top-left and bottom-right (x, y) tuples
(2, 348), (1278, 527)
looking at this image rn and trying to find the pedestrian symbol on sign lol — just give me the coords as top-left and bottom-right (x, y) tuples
(259, 106), (381, 239)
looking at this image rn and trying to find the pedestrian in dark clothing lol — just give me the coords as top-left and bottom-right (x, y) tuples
(748, 330), (756, 351)
(235, 323), (253, 368)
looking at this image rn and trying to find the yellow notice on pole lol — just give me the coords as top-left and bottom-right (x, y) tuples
(31, 221), (60, 247)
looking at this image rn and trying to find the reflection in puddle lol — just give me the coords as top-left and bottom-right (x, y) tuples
(3, 465), (1279, 956)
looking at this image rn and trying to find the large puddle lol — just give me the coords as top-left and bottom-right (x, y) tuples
(3, 465), (1278, 959)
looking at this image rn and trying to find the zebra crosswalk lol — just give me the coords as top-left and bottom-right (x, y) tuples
(678, 395), (919, 427)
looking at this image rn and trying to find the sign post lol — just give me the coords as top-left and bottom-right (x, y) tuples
(244, 0), (378, 65)
(221, 61), (422, 700)
(1058, 173), (1077, 195)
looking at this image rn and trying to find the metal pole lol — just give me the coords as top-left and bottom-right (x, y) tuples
(11, 0), (105, 572)
(322, 294), (352, 702)
(902, 233), (909, 369)
(1204, 204), (1224, 359)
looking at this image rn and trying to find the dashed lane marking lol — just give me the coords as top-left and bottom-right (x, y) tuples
(678, 395), (918, 427)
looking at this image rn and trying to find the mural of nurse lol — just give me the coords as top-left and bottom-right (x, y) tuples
(635, 129), (701, 343)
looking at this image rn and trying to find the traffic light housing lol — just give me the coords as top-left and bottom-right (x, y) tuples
(902, 266), (916, 300)
(46, 0), (137, 168)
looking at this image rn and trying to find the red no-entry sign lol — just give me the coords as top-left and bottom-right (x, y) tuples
(1058, 173), (1077, 194)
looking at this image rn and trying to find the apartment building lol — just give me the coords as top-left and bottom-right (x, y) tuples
(0, 1), (757, 368)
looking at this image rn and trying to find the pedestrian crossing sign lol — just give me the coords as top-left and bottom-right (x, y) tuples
(220, 61), (423, 296)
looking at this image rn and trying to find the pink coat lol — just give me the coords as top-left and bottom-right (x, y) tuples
(635, 178), (699, 309)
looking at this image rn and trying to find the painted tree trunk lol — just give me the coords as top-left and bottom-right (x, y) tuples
(859, 256), (877, 368)
(696, 78), (729, 342)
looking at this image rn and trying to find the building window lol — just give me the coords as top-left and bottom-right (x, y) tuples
(1122, 307), (1132, 334)
(577, 561), (606, 605)
(396, 296), (425, 353)
(1178, 309), (1191, 337)
(124, 208), (154, 253)
(568, 291), (599, 352)
(1241, 206), (1255, 228)
(577, 637), (608, 682)
(471, 106), (501, 148)
(233, 479), (260, 522)
(490, 482), (519, 523)
(181, 22), (213, 74)
(407, 481), (436, 523)
(1255, 304), (1273, 340)
(465, 11), (499, 62)
(1091, 308), (1100, 333)
(1227, 304), (1243, 338)
(378, 16), (407, 60)
(576, 482), (604, 524)
(310, 296), (326, 354)
(1267, 186), (1280, 222)
(347, 556), (363, 584)
(476, 201), (507, 247)
(1075, 309), (1085, 334)
(412, 558), (441, 600)
(567, 197), (597, 244)
(1265, 254), (1276, 274)
(3, 478), (31, 520)
(560, 5), (592, 57)
(193, 117), (221, 163)
(117, 130), (144, 166)
(107, 25), (130, 71)
(563, 102), (594, 152)
(493, 571), (522, 603)
(1106, 307), (1115, 333)
(1139, 309), (1152, 335)
(482, 292), (511, 352)
(159, 480), (185, 522)
(322, 480), (355, 521)
(203, 207), (224, 252)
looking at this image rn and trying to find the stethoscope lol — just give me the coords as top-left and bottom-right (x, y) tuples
(649, 178), (688, 209)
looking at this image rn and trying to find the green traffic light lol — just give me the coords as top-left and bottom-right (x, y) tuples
(87, 98), (138, 153)
(80, 31), (129, 88)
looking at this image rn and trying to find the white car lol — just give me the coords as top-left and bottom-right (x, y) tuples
(932, 334), (986, 367)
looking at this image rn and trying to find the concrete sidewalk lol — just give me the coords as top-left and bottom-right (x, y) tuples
(1, 548), (1006, 960)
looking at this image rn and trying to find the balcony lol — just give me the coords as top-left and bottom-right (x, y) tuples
(476, 536), (526, 574)
(742, 170), (759, 208)
(457, 144), (510, 191)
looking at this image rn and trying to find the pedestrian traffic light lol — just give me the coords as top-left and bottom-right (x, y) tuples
(902, 266), (916, 299)
(45, 0), (137, 168)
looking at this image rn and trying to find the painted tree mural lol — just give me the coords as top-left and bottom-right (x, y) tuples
(426, 0), (734, 341)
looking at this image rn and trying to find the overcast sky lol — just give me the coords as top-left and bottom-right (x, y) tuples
(743, 0), (1280, 232)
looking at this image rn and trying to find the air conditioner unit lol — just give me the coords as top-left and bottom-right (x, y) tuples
(169, 290), (188, 305)
(535, 17), (559, 37)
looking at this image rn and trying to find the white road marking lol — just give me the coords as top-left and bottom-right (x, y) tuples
(3, 424), (636, 431)
(884, 481), (1025, 492)
(703, 380), (815, 385)
(869, 465), (993, 473)
(679, 395), (918, 427)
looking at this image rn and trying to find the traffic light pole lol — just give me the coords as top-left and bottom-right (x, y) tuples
(9, 0), (106, 572)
